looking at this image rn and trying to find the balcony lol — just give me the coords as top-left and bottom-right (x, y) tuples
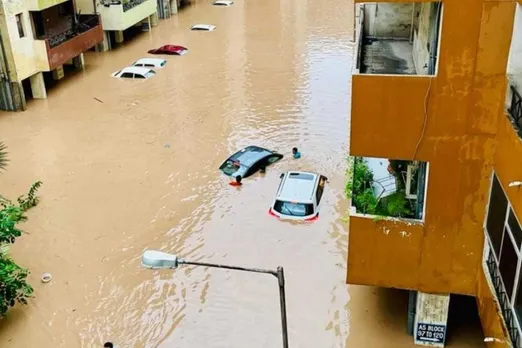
(97, 0), (157, 31)
(354, 2), (442, 76)
(35, 15), (103, 71)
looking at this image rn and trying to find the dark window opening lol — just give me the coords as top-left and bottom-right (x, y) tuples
(499, 229), (518, 299)
(509, 209), (522, 250)
(487, 174), (508, 258)
(16, 14), (25, 38)
(274, 200), (314, 217)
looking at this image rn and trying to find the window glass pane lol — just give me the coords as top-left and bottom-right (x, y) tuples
(509, 209), (522, 250)
(487, 174), (508, 257)
(500, 229), (518, 299)
(514, 267), (522, 322)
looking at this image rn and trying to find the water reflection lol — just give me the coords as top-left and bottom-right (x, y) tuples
(0, 0), (485, 347)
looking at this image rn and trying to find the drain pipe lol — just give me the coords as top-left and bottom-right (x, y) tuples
(0, 30), (15, 110)
(407, 291), (417, 335)
(428, 3), (442, 75)
(409, 3), (415, 44)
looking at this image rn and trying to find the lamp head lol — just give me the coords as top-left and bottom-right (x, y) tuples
(141, 250), (180, 269)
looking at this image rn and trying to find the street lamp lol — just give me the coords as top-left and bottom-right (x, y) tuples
(484, 337), (509, 345)
(141, 250), (289, 348)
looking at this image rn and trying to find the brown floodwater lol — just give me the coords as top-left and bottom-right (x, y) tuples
(0, 0), (486, 347)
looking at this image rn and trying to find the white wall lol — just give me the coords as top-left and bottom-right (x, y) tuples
(507, 4), (522, 90)
(363, 3), (414, 39)
(412, 3), (431, 75)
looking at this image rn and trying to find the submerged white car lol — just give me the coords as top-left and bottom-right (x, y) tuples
(213, 0), (233, 6)
(132, 58), (167, 69)
(191, 24), (216, 31)
(112, 67), (156, 79)
(269, 171), (327, 221)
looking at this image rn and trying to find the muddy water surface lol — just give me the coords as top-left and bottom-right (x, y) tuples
(0, 0), (484, 347)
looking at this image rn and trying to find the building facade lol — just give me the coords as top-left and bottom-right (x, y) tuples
(0, 0), (103, 110)
(348, 0), (521, 346)
(75, 0), (158, 51)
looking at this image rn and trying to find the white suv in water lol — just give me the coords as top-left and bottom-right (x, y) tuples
(269, 171), (327, 221)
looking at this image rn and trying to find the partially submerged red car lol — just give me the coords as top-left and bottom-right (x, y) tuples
(148, 45), (188, 56)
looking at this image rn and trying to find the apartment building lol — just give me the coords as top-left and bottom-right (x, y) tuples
(347, 0), (520, 346)
(0, 0), (103, 110)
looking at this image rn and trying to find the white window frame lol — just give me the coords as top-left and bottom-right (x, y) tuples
(483, 171), (522, 343)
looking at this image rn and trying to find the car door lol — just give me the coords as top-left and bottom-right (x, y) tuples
(316, 175), (327, 206)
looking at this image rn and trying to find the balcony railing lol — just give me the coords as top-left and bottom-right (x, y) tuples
(123, 0), (147, 12)
(508, 85), (522, 138)
(486, 249), (522, 348)
(38, 15), (100, 49)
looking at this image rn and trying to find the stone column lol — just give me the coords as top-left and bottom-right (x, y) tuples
(413, 292), (450, 347)
(73, 53), (85, 70)
(97, 31), (110, 52)
(171, 0), (178, 14)
(52, 65), (64, 81)
(150, 12), (159, 26)
(30, 72), (47, 99)
(114, 30), (124, 43)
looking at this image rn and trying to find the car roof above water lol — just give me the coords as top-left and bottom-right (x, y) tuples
(277, 171), (319, 203)
(120, 66), (154, 75)
(229, 146), (274, 167)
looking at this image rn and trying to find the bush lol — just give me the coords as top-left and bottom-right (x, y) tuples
(347, 157), (413, 218)
(0, 181), (42, 318)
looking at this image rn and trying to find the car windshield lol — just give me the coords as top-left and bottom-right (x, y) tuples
(220, 161), (246, 176)
(274, 200), (314, 217)
(145, 71), (156, 78)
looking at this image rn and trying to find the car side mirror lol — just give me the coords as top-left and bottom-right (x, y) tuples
(280, 173), (284, 179)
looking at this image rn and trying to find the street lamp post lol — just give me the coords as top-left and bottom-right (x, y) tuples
(141, 250), (289, 348)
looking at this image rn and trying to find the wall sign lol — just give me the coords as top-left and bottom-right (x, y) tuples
(416, 323), (446, 344)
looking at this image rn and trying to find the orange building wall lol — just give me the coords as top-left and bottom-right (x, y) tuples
(348, 0), (516, 295)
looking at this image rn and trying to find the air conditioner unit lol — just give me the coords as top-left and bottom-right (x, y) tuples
(405, 163), (419, 200)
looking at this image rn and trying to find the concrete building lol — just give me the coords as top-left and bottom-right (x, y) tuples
(0, 0), (103, 110)
(75, 0), (158, 51)
(348, 0), (522, 346)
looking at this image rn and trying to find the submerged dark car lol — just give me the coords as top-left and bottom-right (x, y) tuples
(219, 146), (283, 179)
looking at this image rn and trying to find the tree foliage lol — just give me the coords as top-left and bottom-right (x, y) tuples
(0, 143), (41, 318)
(347, 157), (412, 218)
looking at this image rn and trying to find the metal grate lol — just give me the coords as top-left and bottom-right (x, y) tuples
(123, 0), (147, 12)
(508, 85), (522, 138)
(487, 249), (522, 347)
(45, 16), (100, 49)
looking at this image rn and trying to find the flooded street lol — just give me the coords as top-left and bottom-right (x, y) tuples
(0, 0), (485, 347)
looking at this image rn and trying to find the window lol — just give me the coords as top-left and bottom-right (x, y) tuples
(509, 209), (522, 249)
(273, 200), (314, 217)
(134, 74), (145, 79)
(120, 72), (133, 78)
(316, 176), (326, 204)
(16, 14), (25, 38)
(499, 229), (518, 299)
(486, 174), (508, 257)
(484, 171), (522, 346)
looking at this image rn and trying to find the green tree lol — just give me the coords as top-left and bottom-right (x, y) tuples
(0, 143), (41, 318)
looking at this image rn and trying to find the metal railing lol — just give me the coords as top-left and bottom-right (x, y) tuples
(123, 0), (147, 12)
(41, 15), (100, 49)
(508, 85), (522, 138)
(486, 249), (522, 347)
